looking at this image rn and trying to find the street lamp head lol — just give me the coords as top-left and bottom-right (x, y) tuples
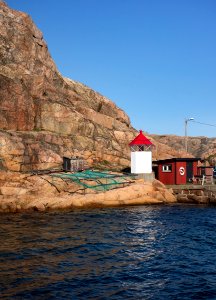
(185, 117), (194, 122)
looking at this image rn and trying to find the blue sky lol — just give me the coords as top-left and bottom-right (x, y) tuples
(6, 0), (216, 137)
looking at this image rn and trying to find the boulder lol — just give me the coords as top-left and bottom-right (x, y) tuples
(177, 195), (190, 203)
(33, 203), (46, 212)
(163, 189), (176, 203)
(152, 180), (166, 190)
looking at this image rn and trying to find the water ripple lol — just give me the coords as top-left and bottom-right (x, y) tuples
(1, 205), (216, 299)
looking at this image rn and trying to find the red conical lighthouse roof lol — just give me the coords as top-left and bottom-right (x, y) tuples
(129, 130), (153, 146)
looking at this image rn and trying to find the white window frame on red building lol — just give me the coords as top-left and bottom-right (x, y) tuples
(162, 164), (172, 172)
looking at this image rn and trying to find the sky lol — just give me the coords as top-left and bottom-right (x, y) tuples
(6, 0), (216, 138)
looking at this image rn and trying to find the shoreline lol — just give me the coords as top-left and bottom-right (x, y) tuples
(1, 170), (215, 214)
(0, 171), (177, 213)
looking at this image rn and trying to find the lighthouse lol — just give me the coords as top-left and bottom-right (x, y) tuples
(129, 130), (153, 174)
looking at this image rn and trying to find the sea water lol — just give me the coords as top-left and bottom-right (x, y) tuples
(1, 204), (216, 299)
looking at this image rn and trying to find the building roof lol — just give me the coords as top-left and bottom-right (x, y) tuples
(129, 130), (153, 146)
(153, 157), (201, 164)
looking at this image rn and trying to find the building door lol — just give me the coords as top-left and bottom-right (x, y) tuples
(186, 161), (193, 182)
(63, 157), (71, 171)
(153, 165), (158, 179)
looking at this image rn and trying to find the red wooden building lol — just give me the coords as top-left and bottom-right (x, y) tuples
(197, 166), (214, 177)
(153, 158), (200, 185)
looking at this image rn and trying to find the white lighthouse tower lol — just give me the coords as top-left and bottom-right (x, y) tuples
(129, 130), (153, 174)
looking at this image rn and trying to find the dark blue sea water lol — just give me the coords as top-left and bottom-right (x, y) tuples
(1, 204), (216, 299)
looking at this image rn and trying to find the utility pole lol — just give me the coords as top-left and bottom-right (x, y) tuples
(185, 118), (194, 152)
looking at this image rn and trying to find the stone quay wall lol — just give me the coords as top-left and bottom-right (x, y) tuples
(171, 185), (216, 205)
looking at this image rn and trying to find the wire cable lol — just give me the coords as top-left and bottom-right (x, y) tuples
(191, 121), (216, 128)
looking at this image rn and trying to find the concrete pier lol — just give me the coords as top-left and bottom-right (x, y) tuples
(166, 184), (216, 204)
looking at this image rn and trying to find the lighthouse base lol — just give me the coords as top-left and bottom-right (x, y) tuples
(135, 172), (155, 182)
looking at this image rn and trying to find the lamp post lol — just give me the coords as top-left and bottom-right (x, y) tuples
(185, 117), (194, 152)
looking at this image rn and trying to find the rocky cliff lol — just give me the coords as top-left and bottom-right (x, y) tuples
(0, 2), (189, 172)
(151, 134), (216, 165)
